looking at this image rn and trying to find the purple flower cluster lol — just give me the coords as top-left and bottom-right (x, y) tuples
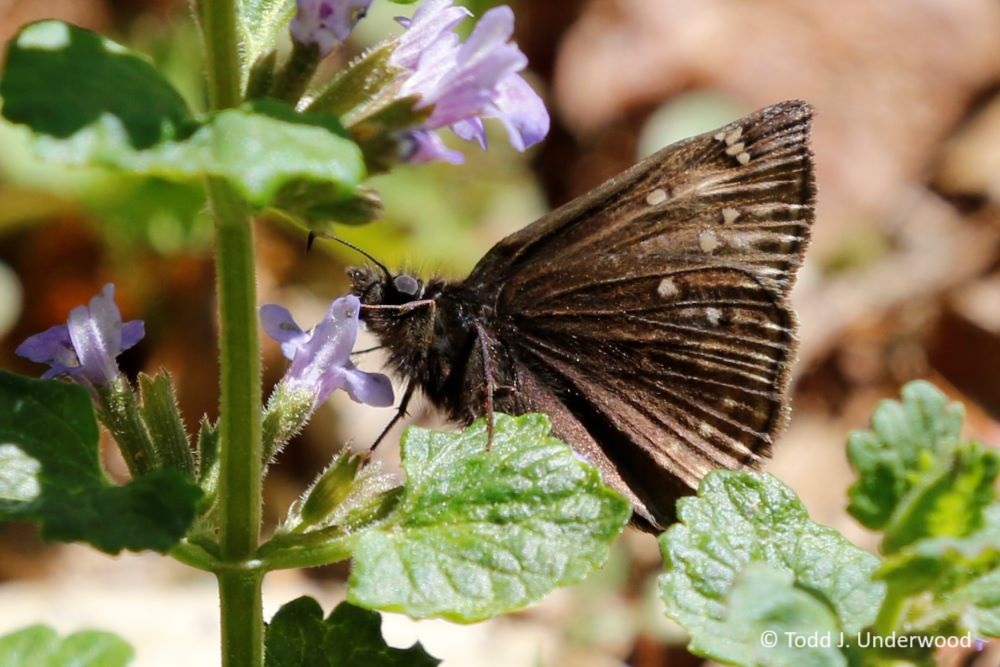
(292, 0), (549, 164)
(261, 295), (393, 412)
(391, 0), (549, 163)
(16, 284), (144, 388)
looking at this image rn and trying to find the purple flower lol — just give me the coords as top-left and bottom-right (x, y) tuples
(261, 295), (394, 410)
(291, 0), (373, 57)
(16, 284), (144, 387)
(390, 0), (549, 163)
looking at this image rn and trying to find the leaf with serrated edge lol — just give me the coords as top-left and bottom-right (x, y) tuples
(347, 413), (631, 622)
(659, 471), (883, 665)
(265, 597), (439, 666)
(0, 371), (201, 553)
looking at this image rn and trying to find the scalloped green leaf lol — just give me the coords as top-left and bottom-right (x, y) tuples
(0, 624), (133, 667)
(265, 597), (439, 667)
(848, 381), (998, 554)
(0, 371), (201, 554)
(847, 380), (964, 532)
(347, 413), (631, 622)
(658, 471), (884, 665)
(0, 20), (190, 149)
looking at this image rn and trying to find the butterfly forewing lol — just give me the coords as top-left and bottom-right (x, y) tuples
(468, 100), (815, 528)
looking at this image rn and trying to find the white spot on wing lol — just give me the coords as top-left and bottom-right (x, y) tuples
(725, 142), (745, 156)
(646, 188), (668, 206)
(737, 152), (751, 165)
(724, 127), (743, 145)
(722, 207), (741, 224)
(706, 307), (722, 325)
(657, 278), (679, 298)
(699, 230), (721, 254)
(728, 233), (751, 249)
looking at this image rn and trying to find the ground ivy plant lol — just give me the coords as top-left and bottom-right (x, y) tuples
(0, 2), (996, 666)
(660, 381), (999, 667)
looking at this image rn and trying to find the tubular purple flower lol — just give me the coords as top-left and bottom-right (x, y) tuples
(261, 296), (394, 411)
(291, 0), (373, 57)
(16, 284), (144, 387)
(390, 0), (549, 163)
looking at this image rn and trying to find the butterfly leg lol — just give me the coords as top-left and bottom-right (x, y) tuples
(368, 380), (416, 452)
(472, 322), (497, 450)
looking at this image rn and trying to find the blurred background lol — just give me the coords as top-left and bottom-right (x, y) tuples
(1, 0), (999, 665)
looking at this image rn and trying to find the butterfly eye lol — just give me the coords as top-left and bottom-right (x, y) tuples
(393, 274), (421, 297)
(350, 5), (368, 24)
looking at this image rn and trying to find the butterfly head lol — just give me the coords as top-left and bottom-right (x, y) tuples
(348, 265), (426, 308)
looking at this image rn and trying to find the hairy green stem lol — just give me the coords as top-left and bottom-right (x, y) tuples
(218, 570), (265, 667)
(210, 182), (262, 560)
(196, 0), (264, 665)
(210, 182), (265, 667)
(197, 0), (242, 109)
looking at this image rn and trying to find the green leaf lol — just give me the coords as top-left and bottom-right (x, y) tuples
(0, 371), (201, 554)
(238, 0), (295, 79)
(265, 597), (439, 667)
(27, 103), (365, 222)
(847, 380), (963, 532)
(658, 471), (884, 665)
(347, 414), (631, 622)
(881, 441), (998, 553)
(877, 505), (1000, 637)
(0, 21), (190, 149)
(847, 381), (998, 554)
(711, 564), (848, 667)
(0, 624), (133, 666)
(0, 22), (368, 227)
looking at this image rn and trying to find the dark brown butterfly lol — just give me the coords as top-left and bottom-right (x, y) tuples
(349, 100), (815, 530)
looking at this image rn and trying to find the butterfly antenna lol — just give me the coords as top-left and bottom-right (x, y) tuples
(325, 236), (393, 282)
